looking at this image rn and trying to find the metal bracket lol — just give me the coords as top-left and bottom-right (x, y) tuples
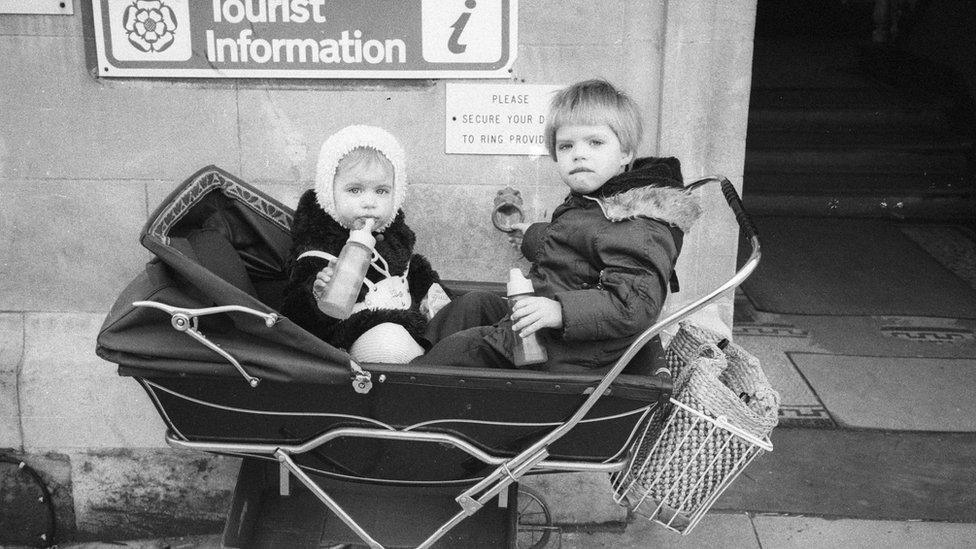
(133, 301), (279, 388)
(350, 359), (373, 394)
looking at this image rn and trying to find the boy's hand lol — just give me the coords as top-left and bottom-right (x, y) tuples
(511, 296), (562, 337)
(507, 222), (531, 248)
(312, 265), (334, 300)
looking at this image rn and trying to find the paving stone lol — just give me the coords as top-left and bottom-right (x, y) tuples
(521, 472), (628, 524)
(20, 314), (165, 450)
(752, 515), (976, 549)
(561, 512), (759, 548)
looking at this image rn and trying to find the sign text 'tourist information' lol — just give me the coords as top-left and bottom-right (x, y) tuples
(91, 0), (517, 78)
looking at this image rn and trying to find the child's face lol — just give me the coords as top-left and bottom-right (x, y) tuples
(554, 124), (634, 194)
(332, 159), (395, 228)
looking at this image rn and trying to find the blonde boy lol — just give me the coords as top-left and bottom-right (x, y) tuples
(418, 80), (701, 371)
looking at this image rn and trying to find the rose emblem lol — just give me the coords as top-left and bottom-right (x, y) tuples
(122, 0), (178, 53)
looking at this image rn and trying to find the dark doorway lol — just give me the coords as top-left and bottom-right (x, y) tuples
(745, 0), (976, 220)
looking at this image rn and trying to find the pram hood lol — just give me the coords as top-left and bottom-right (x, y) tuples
(96, 166), (353, 385)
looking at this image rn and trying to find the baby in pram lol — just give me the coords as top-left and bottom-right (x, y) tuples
(279, 125), (447, 364)
(417, 79), (702, 371)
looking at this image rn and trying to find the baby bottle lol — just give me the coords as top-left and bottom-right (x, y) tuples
(507, 268), (548, 366)
(317, 218), (376, 319)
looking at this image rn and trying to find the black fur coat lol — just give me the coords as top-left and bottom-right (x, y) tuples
(279, 189), (442, 351)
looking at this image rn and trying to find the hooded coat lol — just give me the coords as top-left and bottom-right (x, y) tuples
(484, 156), (701, 371)
(279, 190), (442, 351)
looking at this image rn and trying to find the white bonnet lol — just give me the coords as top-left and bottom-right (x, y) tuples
(314, 125), (407, 231)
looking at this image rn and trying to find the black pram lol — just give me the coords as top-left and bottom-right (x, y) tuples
(96, 166), (768, 548)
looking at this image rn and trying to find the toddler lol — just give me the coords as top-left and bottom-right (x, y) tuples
(417, 79), (702, 372)
(280, 125), (447, 363)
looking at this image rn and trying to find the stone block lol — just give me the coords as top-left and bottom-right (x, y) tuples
(20, 314), (166, 450)
(237, 85), (440, 184)
(519, 3), (625, 45)
(0, 36), (239, 182)
(0, 8), (82, 37)
(520, 473), (627, 524)
(408, 183), (528, 282)
(0, 180), (149, 312)
(0, 314), (24, 448)
(69, 449), (238, 540)
(622, 1), (668, 44)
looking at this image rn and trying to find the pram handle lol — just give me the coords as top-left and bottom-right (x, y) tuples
(686, 175), (758, 241)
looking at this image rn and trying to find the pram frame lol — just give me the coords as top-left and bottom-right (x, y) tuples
(137, 175), (760, 548)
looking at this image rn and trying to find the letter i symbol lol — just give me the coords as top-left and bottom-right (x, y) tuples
(449, 0), (476, 54)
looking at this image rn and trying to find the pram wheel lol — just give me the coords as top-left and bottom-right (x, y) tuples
(517, 486), (555, 549)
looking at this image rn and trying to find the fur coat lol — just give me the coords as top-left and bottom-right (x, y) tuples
(279, 189), (442, 351)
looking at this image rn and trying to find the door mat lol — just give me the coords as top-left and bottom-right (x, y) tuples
(715, 429), (976, 522)
(738, 217), (976, 317)
(790, 353), (976, 431)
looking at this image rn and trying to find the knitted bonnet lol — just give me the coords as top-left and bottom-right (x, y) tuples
(314, 125), (407, 231)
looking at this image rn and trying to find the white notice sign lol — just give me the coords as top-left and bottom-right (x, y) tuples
(445, 83), (563, 155)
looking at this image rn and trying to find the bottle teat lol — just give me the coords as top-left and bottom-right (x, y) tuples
(507, 268), (534, 296)
(347, 218), (376, 248)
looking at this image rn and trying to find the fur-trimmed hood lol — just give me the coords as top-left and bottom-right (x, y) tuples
(586, 156), (701, 232)
(590, 186), (701, 233)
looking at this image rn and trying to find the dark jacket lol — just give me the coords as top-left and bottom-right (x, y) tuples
(486, 157), (702, 371)
(279, 189), (442, 351)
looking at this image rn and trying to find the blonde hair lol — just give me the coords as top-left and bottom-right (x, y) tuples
(335, 146), (394, 181)
(544, 79), (643, 161)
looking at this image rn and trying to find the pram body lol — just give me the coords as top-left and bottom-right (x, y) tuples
(96, 166), (763, 547)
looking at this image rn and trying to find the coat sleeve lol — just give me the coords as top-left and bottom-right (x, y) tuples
(519, 222), (549, 260)
(278, 190), (342, 342)
(406, 252), (443, 302)
(554, 219), (677, 341)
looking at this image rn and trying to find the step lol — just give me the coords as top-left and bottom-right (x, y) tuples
(742, 171), (972, 196)
(747, 128), (974, 151)
(745, 149), (969, 174)
(750, 86), (948, 111)
(749, 107), (949, 131)
(739, 191), (976, 220)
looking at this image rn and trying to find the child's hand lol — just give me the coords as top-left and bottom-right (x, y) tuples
(511, 296), (562, 337)
(312, 265), (334, 300)
(507, 222), (531, 248)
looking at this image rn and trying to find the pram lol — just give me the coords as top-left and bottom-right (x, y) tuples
(96, 166), (769, 548)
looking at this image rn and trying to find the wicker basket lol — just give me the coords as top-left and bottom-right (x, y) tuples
(613, 328), (779, 534)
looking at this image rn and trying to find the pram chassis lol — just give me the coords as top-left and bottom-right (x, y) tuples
(129, 175), (761, 548)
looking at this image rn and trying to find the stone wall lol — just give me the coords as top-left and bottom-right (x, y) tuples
(0, 0), (756, 540)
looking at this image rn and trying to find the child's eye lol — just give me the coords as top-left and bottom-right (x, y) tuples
(590, 139), (604, 146)
(376, 188), (391, 195)
(347, 187), (361, 194)
(557, 143), (572, 151)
